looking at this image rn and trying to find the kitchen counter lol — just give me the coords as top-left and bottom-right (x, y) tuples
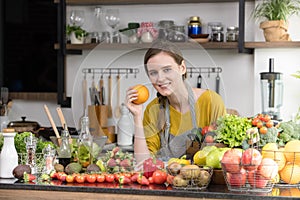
(0, 178), (299, 200)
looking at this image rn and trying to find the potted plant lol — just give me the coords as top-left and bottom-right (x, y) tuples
(252, 0), (300, 42)
(66, 24), (88, 44)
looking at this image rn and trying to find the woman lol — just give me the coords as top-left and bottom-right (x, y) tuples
(126, 40), (226, 164)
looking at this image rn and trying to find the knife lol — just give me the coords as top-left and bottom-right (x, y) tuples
(197, 74), (202, 88)
(216, 74), (220, 94)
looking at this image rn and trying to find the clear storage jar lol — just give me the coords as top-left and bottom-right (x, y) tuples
(211, 25), (224, 42)
(226, 26), (239, 42)
(168, 25), (186, 42)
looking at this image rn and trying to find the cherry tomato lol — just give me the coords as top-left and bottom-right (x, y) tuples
(266, 120), (274, 128)
(148, 176), (154, 184)
(86, 174), (96, 183)
(251, 118), (260, 126)
(152, 170), (167, 185)
(105, 174), (115, 183)
(66, 175), (74, 183)
(263, 114), (271, 122)
(166, 174), (174, 185)
(96, 174), (105, 183)
(75, 174), (85, 183)
(259, 126), (268, 134)
(256, 121), (263, 128)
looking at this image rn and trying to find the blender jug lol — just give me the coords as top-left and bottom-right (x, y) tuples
(260, 58), (283, 120)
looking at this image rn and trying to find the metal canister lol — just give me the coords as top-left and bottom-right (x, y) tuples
(188, 16), (202, 38)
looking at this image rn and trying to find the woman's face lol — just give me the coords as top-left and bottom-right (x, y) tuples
(146, 52), (186, 96)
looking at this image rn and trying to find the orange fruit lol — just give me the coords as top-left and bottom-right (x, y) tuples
(284, 140), (300, 164)
(132, 84), (149, 105)
(279, 163), (300, 184)
(280, 187), (300, 197)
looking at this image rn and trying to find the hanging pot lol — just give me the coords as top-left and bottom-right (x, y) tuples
(260, 20), (291, 42)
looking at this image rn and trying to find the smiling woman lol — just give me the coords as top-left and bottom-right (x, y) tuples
(0, 0), (57, 95)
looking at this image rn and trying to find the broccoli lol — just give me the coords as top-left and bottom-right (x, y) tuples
(259, 127), (278, 147)
(277, 121), (300, 145)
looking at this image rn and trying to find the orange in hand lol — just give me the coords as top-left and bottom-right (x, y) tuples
(132, 84), (149, 105)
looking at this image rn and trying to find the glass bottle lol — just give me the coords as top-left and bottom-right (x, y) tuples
(0, 128), (18, 178)
(77, 116), (93, 168)
(43, 144), (56, 174)
(58, 129), (71, 168)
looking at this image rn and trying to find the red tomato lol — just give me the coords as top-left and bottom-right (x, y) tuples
(251, 118), (260, 126)
(152, 170), (167, 185)
(263, 114), (271, 122)
(96, 174), (105, 183)
(66, 175), (74, 183)
(75, 174), (85, 183)
(259, 126), (268, 134)
(266, 120), (274, 128)
(148, 176), (154, 184)
(86, 174), (96, 183)
(105, 174), (115, 183)
(166, 174), (174, 185)
(256, 121), (263, 128)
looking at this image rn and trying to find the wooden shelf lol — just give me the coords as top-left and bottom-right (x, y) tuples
(54, 0), (253, 5)
(9, 92), (57, 101)
(54, 42), (239, 51)
(245, 41), (300, 49)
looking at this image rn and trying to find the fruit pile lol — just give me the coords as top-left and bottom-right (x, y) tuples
(262, 140), (300, 185)
(221, 148), (278, 192)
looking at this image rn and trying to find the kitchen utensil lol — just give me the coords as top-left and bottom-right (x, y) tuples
(216, 73), (220, 94)
(197, 74), (202, 88)
(99, 75), (105, 105)
(114, 74), (121, 118)
(56, 107), (68, 131)
(44, 105), (60, 138)
(7, 116), (41, 133)
(108, 75), (113, 117)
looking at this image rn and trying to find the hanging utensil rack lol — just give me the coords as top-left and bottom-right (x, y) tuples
(82, 68), (140, 78)
(186, 66), (222, 77)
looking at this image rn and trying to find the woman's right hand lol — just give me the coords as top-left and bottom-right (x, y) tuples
(126, 86), (143, 118)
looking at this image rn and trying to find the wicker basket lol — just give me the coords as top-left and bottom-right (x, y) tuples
(168, 165), (213, 191)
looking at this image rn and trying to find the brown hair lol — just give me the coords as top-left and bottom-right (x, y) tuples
(144, 40), (186, 79)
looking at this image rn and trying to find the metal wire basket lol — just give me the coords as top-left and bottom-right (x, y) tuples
(221, 162), (275, 193)
(168, 165), (213, 191)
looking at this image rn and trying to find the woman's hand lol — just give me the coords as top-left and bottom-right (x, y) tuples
(126, 86), (143, 118)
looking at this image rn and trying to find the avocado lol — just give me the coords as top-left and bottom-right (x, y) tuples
(65, 162), (82, 175)
(54, 163), (64, 172)
(86, 164), (100, 173)
(13, 164), (31, 180)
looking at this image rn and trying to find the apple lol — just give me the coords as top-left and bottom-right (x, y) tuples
(257, 158), (278, 179)
(241, 148), (262, 171)
(247, 170), (269, 188)
(221, 148), (242, 173)
(226, 168), (247, 187)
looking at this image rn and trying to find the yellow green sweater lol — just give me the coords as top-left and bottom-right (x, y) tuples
(143, 89), (226, 154)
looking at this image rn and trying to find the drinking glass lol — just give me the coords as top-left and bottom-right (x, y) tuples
(104, 8), (120, 43)
(70, 10), (85, 26)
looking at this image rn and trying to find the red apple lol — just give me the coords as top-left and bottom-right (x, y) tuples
(221, 148), (242, 173)
(247, 170), (269, 188)
(257, 158), (278, 179)
(226, 168), (247, 187)
(241, 148), (262, 171)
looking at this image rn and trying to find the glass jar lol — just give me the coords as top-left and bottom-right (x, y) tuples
(158, 20), (174, 40)
(207, 22), (222, 40)
(78, 116), (93, 168)
(211, 25), (224, 42)
(188, 16), (202, 38)
(168, 25), (186, 42)
(226, 26), (239, 42)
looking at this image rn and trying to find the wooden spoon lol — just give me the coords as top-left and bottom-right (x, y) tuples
(114, 75), (121, 118)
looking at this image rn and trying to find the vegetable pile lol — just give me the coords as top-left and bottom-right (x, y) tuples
(214, 114), (252, 148)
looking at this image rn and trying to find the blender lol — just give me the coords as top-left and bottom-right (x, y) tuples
(260, 58), (283, 120)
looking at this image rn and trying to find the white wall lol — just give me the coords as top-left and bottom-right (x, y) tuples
(8, 2), (300, 129)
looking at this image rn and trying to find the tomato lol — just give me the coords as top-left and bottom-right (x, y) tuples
(143, 157), (164, 178)
(96, 174), (105, 183)
(256, 121), (263, 128)
(123, 172), (132, 179)
(166, 174), (174, 185)
(251, 118), (260, 126)
(75, 175), (85, 183)
(266, 120), (274, 128)
(66, 175), (74, 183)
(105, 174), (115, 183)
(148, 176), (154, 184)
(259, 126), (268, 134)
(86, 174), (96, 183)
(263, 114), (271, 122)
(152, 170), (167, 185)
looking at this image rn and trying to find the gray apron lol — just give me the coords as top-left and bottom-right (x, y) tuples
(156, 81), (200, 160)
